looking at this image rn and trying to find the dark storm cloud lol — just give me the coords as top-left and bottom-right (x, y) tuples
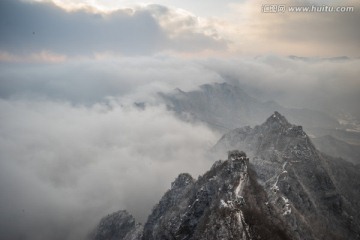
(0, 0), (227, 56)
(0, 0), (163, 55)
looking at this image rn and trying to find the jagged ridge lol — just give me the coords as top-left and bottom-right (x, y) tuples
(213, 112), (360, 240)
(91, 150), (293, 240)
(142, 150), (292, 240)
(91, 112), (360, 240)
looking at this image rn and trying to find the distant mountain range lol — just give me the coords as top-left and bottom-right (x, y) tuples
(213, 112), (360, 239)
(312, 135), (360, 165)
(159, 82), (359, 164)
(159, 82), (340, 132)
(90, 112), (360, 240)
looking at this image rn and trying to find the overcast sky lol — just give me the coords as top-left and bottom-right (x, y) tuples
(1, 0), (359, 59)
(0, 0), (359, 239)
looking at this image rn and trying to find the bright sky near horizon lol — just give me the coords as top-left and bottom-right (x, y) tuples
(28, 0), (240, 16)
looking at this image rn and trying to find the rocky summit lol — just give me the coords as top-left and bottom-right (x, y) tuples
(143, 150), (296, 240)
(91, 150), (293, 240)
(91, 112), (360, 240)
(213, 111), (360, 239)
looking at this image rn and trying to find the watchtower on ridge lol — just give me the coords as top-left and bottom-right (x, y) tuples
(228, 150), (249, 162)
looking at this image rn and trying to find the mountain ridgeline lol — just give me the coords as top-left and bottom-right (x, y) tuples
(159, 82), (360, 165)
(159, 82), (340, 132)
(91, 112), (360, 240)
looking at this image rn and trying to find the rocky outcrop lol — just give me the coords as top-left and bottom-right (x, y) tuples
(90, 210), (142, 240)
(91, 150), (293, 240)
(213, 111), (360, 240)
(142, 150), (292, 240)
(91, 112), (360, 240)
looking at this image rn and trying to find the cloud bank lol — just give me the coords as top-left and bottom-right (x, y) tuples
(0, 0), (227, 58)
(203, 56), (360, 116)
(2, 0), (359, 59)
(0, 54), (359, 239)
(1, 55), (359, 116)
(0, 99), (217, 240)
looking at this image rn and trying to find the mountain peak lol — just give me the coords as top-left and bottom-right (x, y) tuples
(141, 151), (295, 240)
(263, 111), (291, 129)
(267, 111), (289, 124)
(213, 112), (313, 165)
(262, 112), (308, 140)
(171, 173), (194, 189)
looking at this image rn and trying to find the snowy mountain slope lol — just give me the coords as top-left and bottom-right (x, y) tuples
(160, 82), (360, 165)
(213, 112), (360, 239)
(90, 112), (360, 240)
(142, 151), (293, 240)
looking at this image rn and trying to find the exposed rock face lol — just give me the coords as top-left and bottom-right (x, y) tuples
(90, 210), (142, 240)
(213, 112), (360, 240)
(142, 150), (292, 240)
(91, 151), (292, 240)
(91, 112), (360, 240)
(161, 82), (360, 165)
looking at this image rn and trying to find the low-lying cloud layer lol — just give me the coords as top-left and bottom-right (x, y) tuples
(203, 56), (360, 116)
(0, 99), (217, 240)
(0, 55), (359, 239)
(1, 56), (359, 115)
(0, 57), (223, 104)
